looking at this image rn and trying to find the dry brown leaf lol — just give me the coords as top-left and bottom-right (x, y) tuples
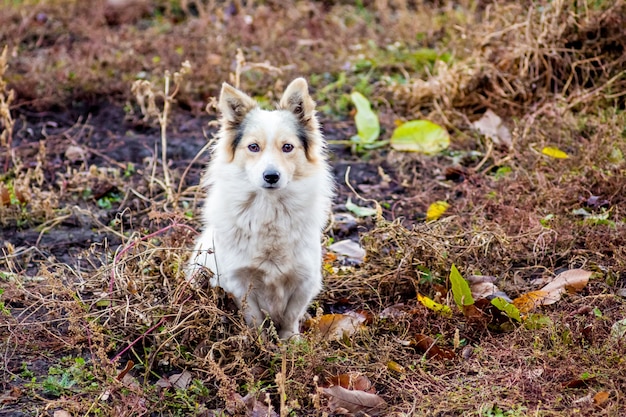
(167, 371), (192, 390)
(116, 360), (134, 381)
(379, 303), (413, 319)
(467, 275), (511, 301)
(562, 376), (596, 388)
(471, 109), (512, 148)
(514, 269), (591, 312)
(0, 386), (21, 405)
(413, 333), (455, 360)
(241, 393), (280, 417)
(321, 385), (387, 416)
(542, 269), (591, 294)
(462, 303), (486, 320)
(307, 312), (366, 340)
(593, 391), (610, 406)
(328, 373), (375, 393)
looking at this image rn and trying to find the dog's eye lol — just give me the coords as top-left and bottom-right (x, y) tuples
(248, 143), (260, 152)
(282, 144), (294, 153)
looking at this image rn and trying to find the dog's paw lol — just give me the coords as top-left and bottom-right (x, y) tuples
(278, 330), (301, 341)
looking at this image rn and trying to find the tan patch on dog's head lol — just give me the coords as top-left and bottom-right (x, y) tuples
(217, 78), (325, 167)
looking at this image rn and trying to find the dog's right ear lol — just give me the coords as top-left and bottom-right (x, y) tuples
(218, 83), (257, 126)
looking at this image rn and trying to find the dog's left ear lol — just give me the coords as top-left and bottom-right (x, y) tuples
(279, 78), (316, 124)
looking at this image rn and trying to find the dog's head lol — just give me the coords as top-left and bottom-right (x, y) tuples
(216, 78), (324, 190)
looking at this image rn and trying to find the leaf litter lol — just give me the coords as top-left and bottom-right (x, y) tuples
(1, 1), (626, 416)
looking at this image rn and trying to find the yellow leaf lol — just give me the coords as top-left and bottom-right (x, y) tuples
(426, 201), (449, 221)
(513, 291), (548, 313)
(418, 293), (452, 316)
(387, 360), (406, 374)
(542, 146), (569, 159)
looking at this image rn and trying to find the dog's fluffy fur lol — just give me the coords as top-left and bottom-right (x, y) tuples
(187, 78), (333, 339)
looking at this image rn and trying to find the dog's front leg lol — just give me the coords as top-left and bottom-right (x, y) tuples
(279, 278), (321, 339)
(240, 291), (266, 331)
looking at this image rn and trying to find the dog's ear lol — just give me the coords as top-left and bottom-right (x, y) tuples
(279, 78), (316, 125)
(218, 82), (257, 125)
(218, 83), (257, 161)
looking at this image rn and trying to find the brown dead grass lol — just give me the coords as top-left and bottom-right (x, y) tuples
(1, 1), (626, 416)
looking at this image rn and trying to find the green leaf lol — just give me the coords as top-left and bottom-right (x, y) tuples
(491, 297), (521, 322)
(390, 120), (450, 154)
(346, 197), (377, 217)
(449, 264), (474, 309)
(350, 92), (380, 144)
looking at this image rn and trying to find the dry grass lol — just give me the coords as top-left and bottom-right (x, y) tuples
(1, 1), (626, 416)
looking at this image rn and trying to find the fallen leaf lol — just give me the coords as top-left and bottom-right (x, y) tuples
(541, 269), (591, 294)
(351, 92), (380, 144)
(64, 144), (87, 162)
(307, 312), (366, 340)
(413, 333), (455, 360)
(53, 411), (71, 417)
(116, 360), (134, 381)
(417, 293), (452, 316)
(328, 239), (366, 264)
(513, 269), (591, 311)
(462, 303), (486, 320)
(0, 386), (21, 404)
(390, 120), (450, 154)
(542, 146), (569, 159)
(345, 197), (378, 217)
(386, 360), (406, 374)
(538, 269), (592, 305)
(608, 146), (623, 164)
(593, 391), (610, 406)
(321, 385), (387, 416)
(573, 392), (594, 405)
(472, 109), (512, 148)
(513, 291), (548, 313)
(449, 264), (474, 309)
(490, 297), (521, 322)
(328, 373), (375, 393)
(610, 318), (626, 342)
(121, 373), (141, 389)
(563, 376), (597, 388)
(239, 392), (280, 417)
(467, 275), (511, 301)
(169, 371), (192, 390)
(426, 200), (449, 221)
(379, 303), (413, 319)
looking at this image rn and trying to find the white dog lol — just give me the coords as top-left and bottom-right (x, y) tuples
(187, 78), (333, 339)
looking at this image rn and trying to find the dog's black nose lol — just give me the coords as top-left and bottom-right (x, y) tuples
(263, 170), (280, 185)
